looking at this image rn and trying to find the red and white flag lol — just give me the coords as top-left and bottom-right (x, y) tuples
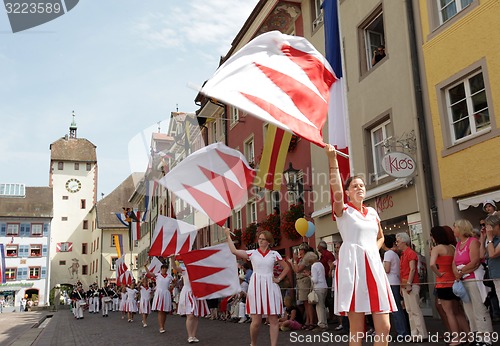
(131, 221), (141, 242)
(115, 256), (128, 280)
(158, 143), (255, 227)
(148, 256), (163, 275)
(201, 31), (336, 147)
(148, 216), (197, 257)
(181, 243), (239, 300)
(117, 270), (133, 285)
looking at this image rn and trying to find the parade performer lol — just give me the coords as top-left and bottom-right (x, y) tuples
(224, 227), (289, 346)
(139, 278), (152, 327)
(74, 285), (86, 320)
(112, 284), (120, 312)
(119, 285), (127, 320)
(100, 280), (112, 317)
(144, 262), (173, 334)
(172, 256), (209, 344)
(125, 282), (138, 322)
(325, 144), (396, 346)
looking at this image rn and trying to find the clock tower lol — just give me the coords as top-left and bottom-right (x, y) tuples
(49, 113), (98, 289)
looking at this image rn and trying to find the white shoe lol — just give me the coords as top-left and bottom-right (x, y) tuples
(238, 317), (248, 323)
(143, 323), (147, 328)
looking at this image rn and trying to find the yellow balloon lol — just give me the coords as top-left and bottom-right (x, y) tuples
(295, 218), (308, 236)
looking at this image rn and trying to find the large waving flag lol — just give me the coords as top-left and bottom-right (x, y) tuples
(201, 31), (336, 147)
(115, 256), (128, 280)
(158, 143), (255, 226)
(324, 0), (351, 183)
(117, 270), (133, 286)
(148, 256), (163, 275)
(0, 244), (6, 284)
(181, 243), (239, 300)
(255, 124), (292, 191)
(148, 216), (197, 257)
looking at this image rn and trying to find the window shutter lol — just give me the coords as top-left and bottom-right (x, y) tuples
(1, 223), (6, 236)
(43, 223), (49, 237)
(41, 267), (47, 279)
(42, 245), (48, 256)
(20, 245), (29, 258)
(23, 268), (28, 279)
(20, 224), (27, 237)
(17, 268), (23, 278)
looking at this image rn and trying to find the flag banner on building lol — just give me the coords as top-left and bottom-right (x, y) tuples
(0, 244), (6, 284)
(115, 255), (128, 280)
(148, 215), (197, 257)
(324, 0), (351, 206)
(255, 124), (292, 191)
(131, 221), (141, 242)
(200, 30), (336, 148)
(181, 243), (239, 300)
(158, 143), (255, 227)
(114, 234), (124, 258)
(115, 211), (129, 226)
(117, 270), (133, 286)
(148, 256), (163, 275)
(56, 242), (72, 252)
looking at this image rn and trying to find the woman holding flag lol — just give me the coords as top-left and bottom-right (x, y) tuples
(224, 227), (289, 346)
(144, 262), (173, 334)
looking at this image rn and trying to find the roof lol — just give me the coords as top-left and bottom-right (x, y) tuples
(0, 187), (53, 218)
(50, 137), (97, 162)
(95, 173), (143, 229)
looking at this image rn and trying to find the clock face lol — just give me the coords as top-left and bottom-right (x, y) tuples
(65, 178), (81, 193)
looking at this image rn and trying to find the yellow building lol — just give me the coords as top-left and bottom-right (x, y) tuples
(415, 0), (500, 223)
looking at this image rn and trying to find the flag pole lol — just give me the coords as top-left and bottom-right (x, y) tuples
(334, 148), (349, 159)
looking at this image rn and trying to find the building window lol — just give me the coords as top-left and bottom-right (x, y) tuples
(30, 245), (42, 257)
(6, 245), (18, 257)
(59, 260), (66, 265)
(82, 243), (88, 254)
(445, 71), (490, 144)
(312, 0), (324, 31)
(6, 224), (19, 236)
(247, 201), (257, 224)
(244, 137), (255, 167)
(29, 267), (40, 279)
(6, 268), (16, 281)
(367, 118), (393, 184)
(62, 195), (68, 200)
(82, 265), (88, 275)
(233, 209), (242, 230)
(96, 237), (99, 250)
(61, 217), (68, 221)
(59, 242), (71, 252)
(438, 0), (473, 24)
(135, 256), (138, 270)
(83, 220), (88, 230)
(74, 162), (79, 170)
(81, 199), (86, 209)
(110, 257), (118, 270)
(58, 162), (64, 170)
(359, 6), (385, 74)
(31, 224), (43, 236)
(86, 163), (91, 171)
(230, 107), (239, 126)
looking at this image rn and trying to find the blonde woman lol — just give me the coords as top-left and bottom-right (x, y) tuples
(452, 219), (493, 345)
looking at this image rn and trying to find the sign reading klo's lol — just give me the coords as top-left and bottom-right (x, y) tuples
(3, 0), (79, 33)
(381, 152), (416, 178)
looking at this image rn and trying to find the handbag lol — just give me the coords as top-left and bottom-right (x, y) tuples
(483, 264), (495, 288)
(307, 282), (319, 304)
(452, 280), (470, 303)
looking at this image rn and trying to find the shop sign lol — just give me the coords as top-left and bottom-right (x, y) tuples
(381, 152), (415, 178)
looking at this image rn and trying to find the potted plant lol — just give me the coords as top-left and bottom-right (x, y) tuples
(242, 223), (257, 248)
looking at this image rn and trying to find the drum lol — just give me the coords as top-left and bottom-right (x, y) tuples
(79, 301), (87, 307)
(103, 297), (112, 303)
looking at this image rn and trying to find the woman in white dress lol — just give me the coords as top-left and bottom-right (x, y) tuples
(326, 144), (395, 346)
(139, 278), (152, 327)
(172, 257), (209, 344)
(144, 263), (173, 333)
(224, 227), (289, 346)
(119, 286), (127, 320)
(125, 283), (138, 322)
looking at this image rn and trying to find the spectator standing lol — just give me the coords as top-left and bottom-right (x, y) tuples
(317, 240), (335, 320)
(304, 251), (328, 332)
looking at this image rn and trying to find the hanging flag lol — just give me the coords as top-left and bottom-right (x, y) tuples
(114, 234), (124, 258)
(181, 243), (239, 300)
(144, 179), (152, 221)
(117, 270), (133, 285)
(324, 0), (351, 186)
(148, 256), (163, 275)
(115, 212), (129, 226)
(255, 124), (292, 191)
(131, 221), (141, 242)
(0, 244), (6, 284)
(158, 142), (255, 226)
(148, 215), (197, 257)
(201, 30), (336, 147)
(115, 255), (128, 280)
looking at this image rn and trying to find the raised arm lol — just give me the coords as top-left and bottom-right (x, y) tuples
(223, 227), (249, 260)
(325, 144), (344, 218)
(170, 256), (183, 273)
(143, 264), (155, 279)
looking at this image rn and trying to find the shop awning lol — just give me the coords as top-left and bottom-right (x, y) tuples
(311, 177), (413, 218)
(457, 190), (500, 211)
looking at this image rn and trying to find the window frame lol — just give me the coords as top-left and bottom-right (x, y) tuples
(29, 266), (41, 280)
(31, 223), (43, 236)
(6, 223), (19, 236)
(436, 58), (498, 156)
(82, 243), (88, 255)
(111, 257), (118, 270)
(6, 244), (18, 257)
(244, 136), (255, 167)
(58, 162), (64, 170)
(426, 0), (478, 39)
(5, 267), (16, 281)
(30, 244), (42, 257)
(230, 106), (239, 127)
(81, 199), (86, 209)
(358, 4), (386, 76)
(82, 264), (88, 275)
(74, 162), (79, 170)
(233, 209), (242, 230)
(247, 201), (257, 224)
(311, 0), (324, 32)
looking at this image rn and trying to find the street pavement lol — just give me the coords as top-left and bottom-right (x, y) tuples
(1, 307), (499, 346)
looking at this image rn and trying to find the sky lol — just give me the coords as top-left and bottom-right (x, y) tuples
(0, 0), (259, 198)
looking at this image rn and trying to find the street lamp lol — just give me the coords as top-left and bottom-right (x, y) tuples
(283, 162), (300, 193)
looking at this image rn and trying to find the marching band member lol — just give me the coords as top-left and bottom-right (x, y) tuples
(100, 280), (112, 317)
(75, 285), (86, 320)
(125, 282), (139, 322)
(92, 284), (100, 313)
(112, 284), (120, 312)
(139, 278), (152, 327)
(144, 262), (173, 334)
(87, 285), (95, 314)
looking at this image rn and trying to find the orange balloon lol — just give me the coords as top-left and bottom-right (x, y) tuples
(295, 218), (308, 236)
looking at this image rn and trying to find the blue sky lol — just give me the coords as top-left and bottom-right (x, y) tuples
(0, 0), (258, 197)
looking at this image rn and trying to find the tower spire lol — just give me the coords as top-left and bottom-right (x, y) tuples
(69, 111), (77, 138)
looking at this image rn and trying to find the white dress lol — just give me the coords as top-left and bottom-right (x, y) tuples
(245, 249), (283, 315)
(139, 286), (152, 314)
(119, 292), (127, 312)
(334, 203), (396, 315)
(124, 288), (138, 313)
(151, 273), (173, 312)
(177, 268), (209, 317)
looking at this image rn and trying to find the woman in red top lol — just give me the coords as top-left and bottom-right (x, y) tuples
(430, 226), (469, 345)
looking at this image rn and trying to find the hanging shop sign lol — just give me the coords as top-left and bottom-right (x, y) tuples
(381, 152), (416, 178)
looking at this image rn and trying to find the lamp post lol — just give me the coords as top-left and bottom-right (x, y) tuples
(283, 162), (300, 203)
